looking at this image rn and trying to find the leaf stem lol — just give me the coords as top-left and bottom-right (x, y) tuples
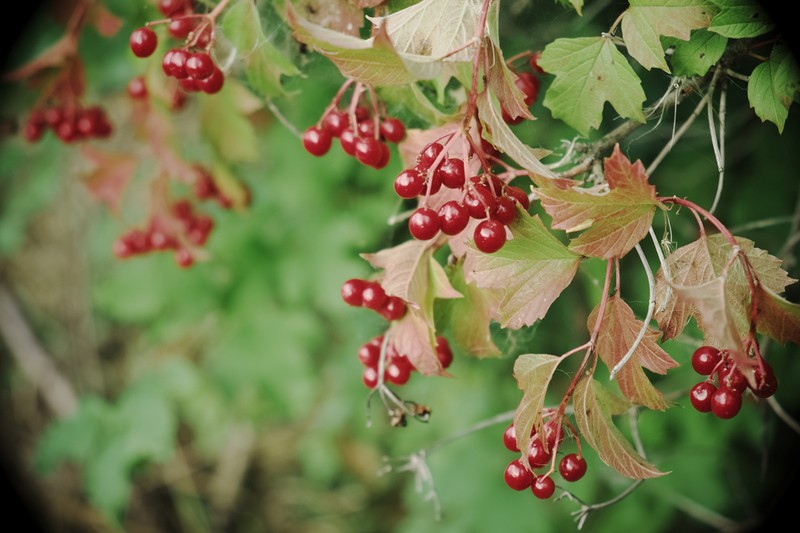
(461, 0), (493, 130)
(708, 81), (727, 215)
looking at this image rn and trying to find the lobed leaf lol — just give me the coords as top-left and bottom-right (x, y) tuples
(443, 261), (502, 357)
(464, 211), (581, 329)
(512, 354), (562, 469)
(756, 286), (800, 345)
(707, 0), (774, 38)
(538, 36), (645, 135)
(666, 29), (727, 77)
(573, 377), (667, 479)
(621, 0), (717, 72)
(532, 145), (659, 259)
(747, 44), (800, 134)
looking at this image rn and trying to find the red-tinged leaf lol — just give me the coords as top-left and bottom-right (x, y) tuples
(654, 236), (716, 340)
(573, 376), (667, 480)
(532, 144), (660, 259)
(361, 239), (461, 311)
(294, 0), (364, 36)
(80, 147), (138, 213)
(4, 35), (77, 81)
(443, 261), (501, 358)
(388, 310), (446, 376)
(588, 295), (677, 410)
(512, 354), (562, 469)
(756, 286), (800, 345)
(671, 276), (744, 354)
(88, 3), (123, 37)
(464, 211), (581, 329)
(486, 39), (533, 123)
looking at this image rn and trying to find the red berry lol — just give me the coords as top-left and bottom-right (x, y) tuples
(435, 158), (466, 189)
(168, 16), (196, 39)
(302, 126), (332, 157)
(354, 137), (384, 168)
(710, 386), (742, 419)
(23, 121), (43, 142)
(394, 168), (425, 199)
(502, 424), (519, 452)
(322, 110), (348, 137)
(174, 248), (194, 268)
(717, 362), (747, 393)
(474, 219), (507, 253)
(339, 129), (357, 156)
(505, 185), (530, 210)
(362, 366), (379, 388)
(558, 454), (587, 482)
(529, 51), (544, 74)
(198, 67), (224, 94)
(130, 27), (158, 58)
(528, 438), (551, 469)
(127, 76), (148, 99)
(437, 201), (470, 236)
(504, 459), (533, 491)
(158, 0), (188, 16)
(515, 72), (540, 106)
(490, 196), (517, 225)
(690, 381), (716, 413)
(418, 142), (444, 170)
(691, 345), (721, 375)
(186, 52), (215, 80)
(435, 336), (453, 369)
(357, 341), (380, 367)
(379, 296), (407, 321)
(386, 356), (413, 385)
(341, 278), (367, 306)
(531, 475), (555, 499)
(373, 142), (391, 170)
(361, 282), (388, 310)
(357, 120), (376, 138)
(464, 184), (496, 219)
(168, 49), (190, 79)
(379, 117), (405, 143)
(408, 208), (440, 240)
(750, 360), (778, 398)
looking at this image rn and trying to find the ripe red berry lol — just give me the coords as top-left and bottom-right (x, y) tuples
(408, 208), (440, 240)
(690, 381), (716, 412)
(186, 52), (215, 80)
(515, 72), (540, 106)
(302, 126), (332, 157)
(394, 169), (425, 199)
(174, 248), (194, 268)
(341, 278), (367, 306)
(198, 67), (225, 94)
(362, 366), (379, 388)
(127, 76), (148, 99)
(528, 438), (551, 469)
(386, 356), (413, 385)
(435, 158), (466, 189)
(504, 459), (533, 491)
(339, 129), (357, 156)
(529, 51), (544, 74)
(490, 196), (517, 225)
(435, 336), (453, 369)
(504, 185), (530, 210)
(168, 16), (196, 39)
(130, 27), (158, 58)
(717, 362), (747, 393)
(354, 137), (384, 168)
(691, 345), (721, 375)
(361, 282), (388, 310)
(710, 386), (742, 419)
(358, 341), (380, 367)
(531, 475), (555, 499)
(502, 424), (519, 452)
(379, 117), (405, 143)
(379, 296), (407, 321)
(158, 0), (188, 16)
(474, 219), (507, 253)
(464, 184), (496, 219)
(437, 201), (470, 236)
(322, 110), (348, 137)
(418, 142), (444, 170)
(168, 49), (190, 79)
(559, 454), (587, 482)
(750, 360), (778, 398)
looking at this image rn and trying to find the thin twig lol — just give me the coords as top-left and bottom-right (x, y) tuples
(265, 99), (301, 139)
(708, 81), (727, 214)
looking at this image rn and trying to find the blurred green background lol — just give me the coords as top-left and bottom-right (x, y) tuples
(1, 1), (799, 532)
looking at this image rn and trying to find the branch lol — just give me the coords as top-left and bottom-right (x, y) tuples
(0, 282), (78, 419)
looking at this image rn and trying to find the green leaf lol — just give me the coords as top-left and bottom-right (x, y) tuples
(512, 354), (562, 469)
(198, 79), (260, 162)
(465, 211), (581, 329)
(539, 36), (645, 135)
(34, 395), (109, 473)
(442, 261), (501, 357)
(573, 377), (667, 479)
(666, 29), (727, 77)
(223, 0), (300, 97)
(555, 0), (584, 14)
(621, 0), (717, 72)
(748, 44), (800, 134)
(378, 83), (455, 126)
(708, 0), (774, 38)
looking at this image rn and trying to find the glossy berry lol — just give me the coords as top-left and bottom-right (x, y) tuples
(379, 296), (407, 321)
(504, 459), (533, 491)
(198, 67), (225, 94)
(186, 52), (215, 80)
(358, 342), (380, 367)
(464, 185), (496, 219)
(354, 136), (384, 168)
(689, 381), (716, 412)
(386, 357), (413, 385)
(302, 126), (332, 156)
(362, 366), (379, 389)
(505, 185), (530, 210)
(168, 16), (196, 39)
(717, 362), (747, 393)
(127, 76), (148, 99)
(437, 201), (470, 236)
(750, 360), (778, 398)
(322, 111), (348, 137)
(436, 158), (466, 189)
(130, 27), (158, 58)
(341, 278), (367, 306)
(691, 345), (721, 375)
(361, 282), (388, 311)
(490, 196), (517, 225)
(435, 336), (453, 369)
(531, 475), (555, 499)
(710, 386), (742, 419)
(394, 169), (425, 199)
(418, 142), (444, 170)
(158, 0), (189, 16)
(408, 208), (440, 241)
(339, 129), (357, 156)
(528, 438), (551, 469)
(502, 424), (519, 452)
(516, 72), (540, 106)
(474, 219), (507, 253)
(379, 117), (406, 143)
(559, 454), (587, 482)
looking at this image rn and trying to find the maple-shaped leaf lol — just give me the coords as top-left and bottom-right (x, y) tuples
(441, 261), (501, 358)
(388, 310), (446, 376)
(621, 0), (717, 72)
(588, 295), (678, 410)
(573, 376), (667, 479)
(224, 0), (300, 98)
(708, 0), (774, 38)
(512, 354), (562, 469)
(286, 1), (417, 85)
(666, 29), (728, 77)
(80, 147), (138, 213)
(671, 276), (744, 353)
(538, 36), (645, 135)
(756, 286), (800, 345)
(464, 211), (581, 329)
(476, 91), (554, 178)
(532, 145), (660, 259)
(747, 44), (800, 134)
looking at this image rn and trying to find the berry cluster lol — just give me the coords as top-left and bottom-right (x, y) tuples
(340, 278), (407, 321)
(193, 165), (236, 209)
(688, 345), (778, 419)
(397, 141), (530, 253)
(23, 104), (112, 144)
(129, 0), (224, 96)
(501, 420), (586, 499)
(302, 106), (406, 169)
(357, 334), (453, 389)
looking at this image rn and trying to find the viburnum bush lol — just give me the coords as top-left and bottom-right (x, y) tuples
(3, 0), (800, 530)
